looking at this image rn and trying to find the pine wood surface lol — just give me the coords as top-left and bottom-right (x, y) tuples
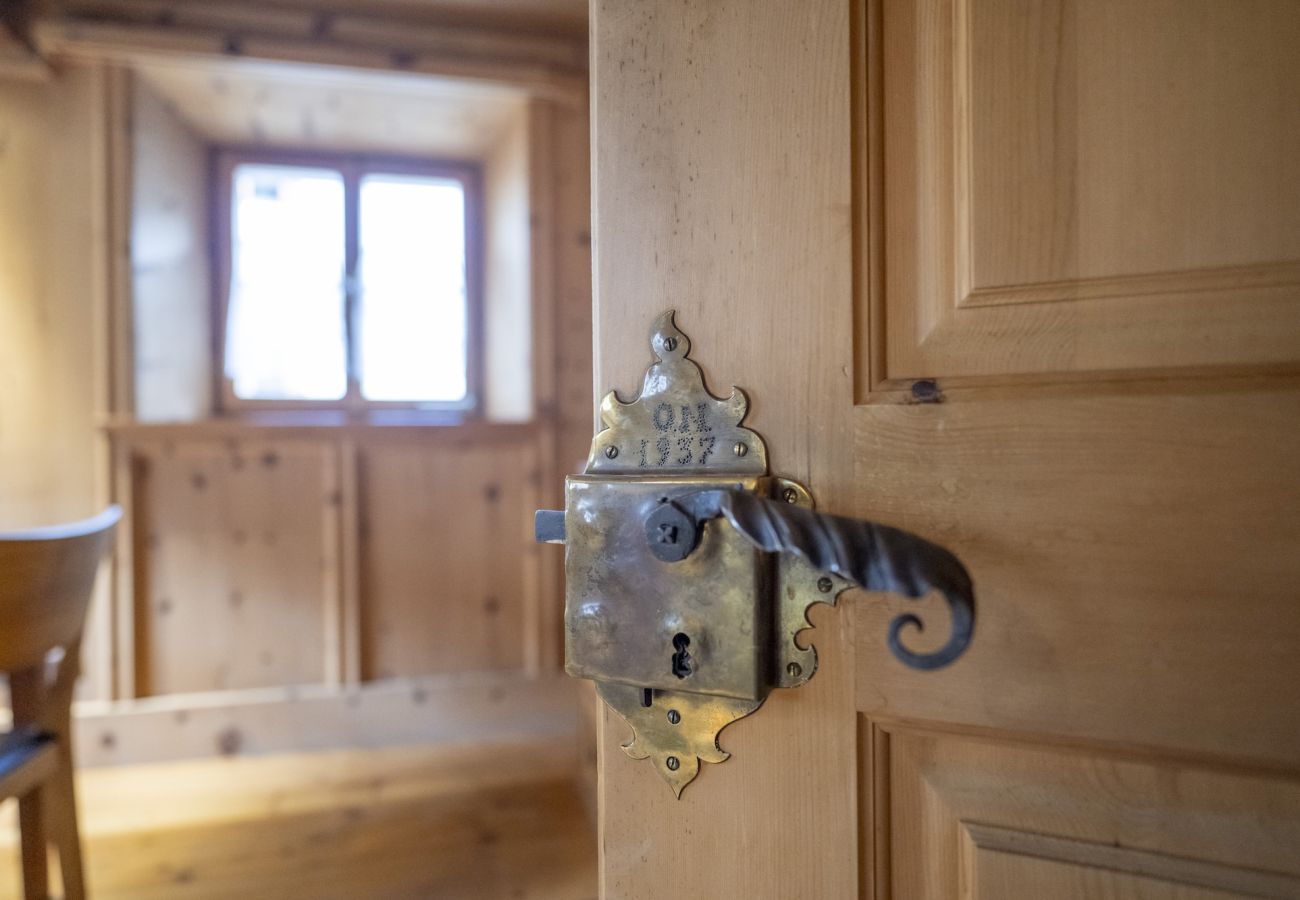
(0, 738), (596, 900)
(590, 0), (1300, 896)
(590, 1), (861, 896)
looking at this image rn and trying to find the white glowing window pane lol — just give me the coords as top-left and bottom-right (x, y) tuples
(358, 174), (468, 403)
(225, 164), (347, 401)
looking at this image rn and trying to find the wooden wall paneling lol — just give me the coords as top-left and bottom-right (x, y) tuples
(483, 100), (533, 422)
(319, 441), (344, 688)
(526, 98), (561, 675)
(358, 436), (539, 681)
(101, 64), (135, 426)
(73, 673), (578, 766)
(527, 99), (558, 425)
(877, 726), (1300, 897)
(100, 64), (136, 704)
(110, 441), (138, 701)
(0, 66), (103, 526)
(0, 63), (116, 704)
(518, 438), (549, 679)
(82, 63), (134, 705)
(132, 438), (333, 695)
(336, 438), (362, 688)
(89, 422), (579, 763)
(871, 0), (1300, 391)
(590, 1), (860, 896)
(129, 72), (212, 422)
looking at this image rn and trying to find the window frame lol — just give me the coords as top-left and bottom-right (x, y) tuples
(212, 147), (484, 416)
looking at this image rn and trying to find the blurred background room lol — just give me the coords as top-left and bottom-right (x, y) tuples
(0, 0), (597, 896)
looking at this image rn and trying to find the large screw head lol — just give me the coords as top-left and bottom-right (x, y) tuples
(644, 501), (698, 563)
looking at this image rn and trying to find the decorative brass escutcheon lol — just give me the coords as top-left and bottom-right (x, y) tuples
(535, 312), (975, 797)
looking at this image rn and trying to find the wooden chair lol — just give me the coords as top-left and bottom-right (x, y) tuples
(1, 507), (120, 900)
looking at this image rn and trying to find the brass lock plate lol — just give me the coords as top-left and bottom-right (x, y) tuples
(540, 311), (976, 797)
(552, 311), (824, 797)
(564, 474), (774, 701)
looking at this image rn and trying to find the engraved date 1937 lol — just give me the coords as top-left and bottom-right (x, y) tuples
(639, 402), (715, 467)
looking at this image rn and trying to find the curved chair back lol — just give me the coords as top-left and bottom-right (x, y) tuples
(0, 507), (121, 674)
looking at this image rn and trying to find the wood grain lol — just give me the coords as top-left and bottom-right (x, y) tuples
(0, 70), (103, 529)
(133, 59), (529, 161)
(881, 726), (1300, 898)
(853, 385), (1300, 767)
(35, 1), (588, 102)
(592, 0), (1300, 896)
(72, 674), (578, 767)
(360, 438), (539, 680)
(483, 98), (534, 422)
(0, 739), (596, 900)
(131, 438), (333, 695)
(591, 1), (859, 896)
(874, 0), (1300, 387)
(130, 74), (212, 423)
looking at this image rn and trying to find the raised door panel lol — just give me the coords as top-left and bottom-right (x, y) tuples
(879, 727), (1300, 898)
(852, 385), (1300, 766)
(873, 0), (1300, 387)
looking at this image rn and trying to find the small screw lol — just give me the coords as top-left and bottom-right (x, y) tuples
(665, 756), (680, 771)
(782, 487), (799, 503)
(667, 709), (681, 725)
(605, 446), (619, 459)
(787, 662), (803, 678)
(817, 577), (834, 593)
(733, 442), (748, 457)
(663, 336), (678, 352)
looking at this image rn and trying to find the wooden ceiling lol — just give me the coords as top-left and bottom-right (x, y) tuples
(253, 0), (588, 36)
(56, 0), (587, 38)
(36, 0), (588, 103)
(134, 57), (529, 159)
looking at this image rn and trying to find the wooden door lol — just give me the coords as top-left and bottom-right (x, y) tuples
(590, 0), (1300, 897)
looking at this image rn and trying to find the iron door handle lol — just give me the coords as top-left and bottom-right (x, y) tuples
(654, 489), (974, 670)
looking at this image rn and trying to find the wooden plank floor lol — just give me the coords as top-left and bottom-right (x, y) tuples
(0, 738), (597, 899)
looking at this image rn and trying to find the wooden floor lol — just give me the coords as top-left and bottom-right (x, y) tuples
(0, 738), (597, 900)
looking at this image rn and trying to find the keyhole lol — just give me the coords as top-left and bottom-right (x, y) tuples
(671, 633), (693, 679)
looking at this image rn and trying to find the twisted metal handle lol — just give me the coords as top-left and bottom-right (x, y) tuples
(679, 490), (975, 670)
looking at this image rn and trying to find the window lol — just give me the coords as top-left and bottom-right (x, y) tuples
(218, 152), (479, 411)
